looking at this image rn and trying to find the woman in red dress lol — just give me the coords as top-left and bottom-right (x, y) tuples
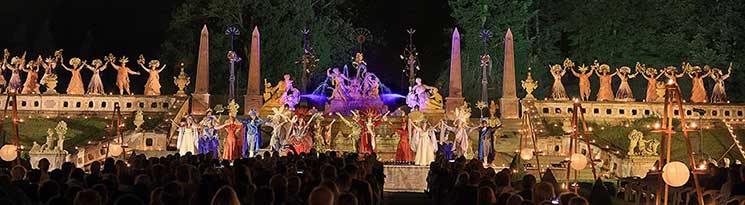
(388, 114), (413, 162)
(219, 116), (243, 160)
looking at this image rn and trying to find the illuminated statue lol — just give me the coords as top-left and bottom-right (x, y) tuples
(263, 74), (294, 107)
(636, 63), (664, 102)
(138, 55), (167, 96)
(3, 51), (27, 93)
(60, 56), (87, 95)
(614, 66), (638, 101)
(570, 63), (594, 101)
(521, 68), (538, 99)
(549, 64), (568, 100)
(710, 63), (732, 103)
(21, 56), (42, 94)
(406, 78), (442, 111)
(84, 59), (107, 95)
(108, 54), (141, 95)
(686, 63), (712, 103)
(595, 61), (616, 101)
(326, 68), (350, 101)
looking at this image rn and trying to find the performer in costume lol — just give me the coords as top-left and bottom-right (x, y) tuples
(686, 63), (712, 103)
(266, 106), (291, 151)
(614, 66), (638, 101)
(595, 61), (616, 101)
(387, 113), (414, 162)
(241, 110), (265, 158)
(199, 109), (220, 159)
(218, 100), (242, 160)
(570, 63), (595, 101)
(357, 109), (389, 153)
(83, 59), (107, 95)
(337, 111), (363, 152)
(175, 116), (199, 155)
(60, 56), (86, 95)
(286, 112), (320, 154)
(636, 63), (664, 102)
(138, 55), (166, 96)
(107, 54), (141, 95)
(441, 103), (477, 158)
(0, 49), (10, 93)
(312, 117), (335, 152)
(477, 118), (498, 164)
(549, 64), (568, 100)
(3, 51), (27, 93)
(21, 56), (42, 94)
(710, 63), (732, 103)
(412, 120), (438, 166)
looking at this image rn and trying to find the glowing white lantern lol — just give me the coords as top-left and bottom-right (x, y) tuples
(0, 145), (18, 162)
(109, 144), (123, 156)
(570, 153), (588, 170)
(662, 161), (689, 187)
(520, 149), (534, 160)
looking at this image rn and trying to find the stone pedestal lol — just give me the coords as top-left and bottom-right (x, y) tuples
(191, 94), (210, 115)
(324, 97), (388, 116)
(445, 97), (464, 116)
(244, 94), (263, 114)
(500, 97), (521, 131)
(30, 152), (67, 170)
(628, 155), (657, 177)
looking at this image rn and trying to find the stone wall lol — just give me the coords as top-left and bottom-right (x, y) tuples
(534, 100), (745, 124)
(0, 94), (180, 117)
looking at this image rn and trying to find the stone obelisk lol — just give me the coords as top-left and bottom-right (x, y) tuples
(500, 28), (520, 129)
(445, 28), (465, 114)
(244, 27), (262, 114)
(192, 25), (210, 115)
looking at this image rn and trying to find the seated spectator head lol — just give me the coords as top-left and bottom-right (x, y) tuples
(39, 180), (61, 203)
(74, 190), (103, 205)
(38, 158), (50, 172)
(477, 187), (495, 205)
(507, 194), (524, 205)
(255, 186), (274, 205)
(210, 186), (240, 205)
(568, 196), (588, 205)
(558, 192), (578, 205)
(11, 165), (26, 181)
(338, 193), (358, 205)
(308, 186), (334, 205)
(532, 182), (555, 203)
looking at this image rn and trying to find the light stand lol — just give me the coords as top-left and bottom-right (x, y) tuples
(564, 100), (597, 193)
(519, 110), (542, 178)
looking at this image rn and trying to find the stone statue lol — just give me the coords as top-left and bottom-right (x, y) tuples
(686, 63), (712, 103)
(264, 74), (293, 106)
(549, 64), (568, 100)
(55, 121), (68, 151)
(570, 63), (594, 101)
(614, 66), (638, 101)
(108, 54), (141, 95)
(30, 142), (41, 153)
(138, 55), (167, 96)
(595, 61), (616, 101)
(326, 68), (350, 101)
(60, 56), (86, 95)
(627, 129), (658, 156)
(134, 110), (145, 130)
(627, 129), (643, 155)
(636, 63), (664, 102)
(643, 139), (660, 156)
(41, 128), (56, 152)
(407, 78), (441, 111)
(710, 63), (732, 103)
(521, 68), (538, 99)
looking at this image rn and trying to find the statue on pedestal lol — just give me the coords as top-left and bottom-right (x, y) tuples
(3, 51), (27, 93)
(710, 63), (732, 103)
(636, 63), (664, 102)
(264, 74), (293, 106)
(138, 55), (166, 96)
(521, 68), (538, 99)
(595, 61), (616, 101)
(549, 64), (568, 100)
(108, 54), (141, 95)
(55, 121), (68, 151)
(21, 56), (42, 94)
(406, 78), (442, 111)
(627, 129), (659, 156)
(84, 59), (108, 95)
(173, 63), (191, 96)
(326, 68), (350, 101)
(134, 110), (144, 131)
(685, 63), (712, 103)
(614, 66), (638, 101)
(570, 63), (594, 101)
(60, 56), (86, 95)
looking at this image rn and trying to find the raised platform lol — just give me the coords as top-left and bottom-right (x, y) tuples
(383, 165), (430, 192)
(535, 100), (745, 123)
(0, 94), (181, 116)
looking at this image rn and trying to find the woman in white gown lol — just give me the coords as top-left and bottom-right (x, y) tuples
(176, 117), (199, 155)
(412, 121), (438, 166)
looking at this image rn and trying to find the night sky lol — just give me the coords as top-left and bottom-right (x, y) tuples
(0, 0), (455, 93)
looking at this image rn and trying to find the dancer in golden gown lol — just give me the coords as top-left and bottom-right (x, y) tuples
(20, 56), (42, 94)
(571, 64), (594, 101)
(663, 65), (685, 84)
(3, 51), (26, 93)
(138, 56), (166, 96)
(614, 66), (638, 101)
(60, 56), (86, 95)
(710, 63), (732, 103)
(549, 64), (568, 100)
(84, 59), (107, 95)
(594, 61), (616, 101)
(108, 54), (140, 95)
(636, 63), (664, 102)
(686, 63), (712, 103)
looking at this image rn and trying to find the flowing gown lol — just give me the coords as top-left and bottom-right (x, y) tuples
(551, 73), (568, 100)
(597, 74), (615, 101)
(357, 119), (376, 154)
(413, 125), (437, 166)
(8, 69), (23, 93)
(88, 68), (105, 95)
(615, 75), (634, 101)
(21, 69), (39, 94)
(222, 123), (243, 160)
(644, 77), (658, 102)
(199, 127), (219, 159)
(690, 76), (707, 103)
(177, 127), (198, 155)
(66, 68), (85, 94)
(241, 118), (264, 157)
(711, 76), (728, 103)
(478, 126), (496, 163)
(389, 124), (414, 162)
(144, 69), (161, 95)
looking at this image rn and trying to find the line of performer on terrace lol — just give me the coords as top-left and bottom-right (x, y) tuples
(0, 49), (166, 96)
(549, 58), (733, 103)
(175, 100), (503, 166)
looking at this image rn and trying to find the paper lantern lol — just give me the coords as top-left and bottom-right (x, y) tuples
(570, 153), (587, 170)
(109, 144), (123, 156)
(662, 161), (690, 187)
(0, 145), (18, 162)
(520, 149), (534, 160)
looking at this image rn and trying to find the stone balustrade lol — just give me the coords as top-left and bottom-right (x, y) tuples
(0, 94), (181, 116)
(532, 100), (745, 122)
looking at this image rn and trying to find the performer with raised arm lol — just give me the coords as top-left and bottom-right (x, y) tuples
(287, 112), (321, 154)
(138, 55), (166, 96)
(412, 119), (438, 166)
(570, 63), (595, 101)
(615, 66), (638, 101)
(60, 55), (86, 95)
(312, 116), (335, 152)
(357, 109), (390, 153)
(710, 63), (732, 103)
(107, 54), (141, 95)
(241, 110), (265, 157)
(387, 113), (414, 162)
(686, 63), (712, 103)
(336, 111), (362, 152)
(21, 56), (42, 94)
(636, 63), (664, 102)
(218, 100), (242, 160)
(441, 104), (478, 158)
(595, 61), (616, 101)
(199, 109), (220, 159)
(4, 51), (27, 93)
(175, 116), (199, 156)
(83, 59), (108, 95)
(549, 64), (568, 100)
(265, 106), (292, 151)
(663, 64), (686, 84)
